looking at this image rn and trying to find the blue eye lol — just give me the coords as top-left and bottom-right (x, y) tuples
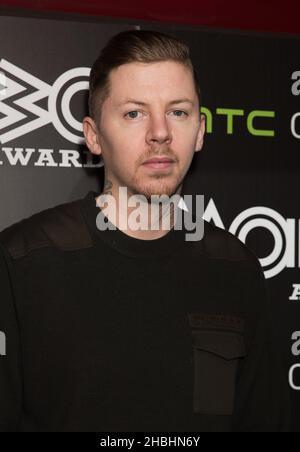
(172, 110), (187, 117)
(125, 111), (140, 119)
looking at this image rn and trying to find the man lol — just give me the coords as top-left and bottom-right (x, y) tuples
(0, 30), (290, 431)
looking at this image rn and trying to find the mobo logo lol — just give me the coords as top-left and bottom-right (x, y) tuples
(205, 200), (299, 279)
(0, 59), (90, 145)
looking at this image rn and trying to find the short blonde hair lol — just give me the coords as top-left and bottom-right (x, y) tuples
(88, 29), (202, 124)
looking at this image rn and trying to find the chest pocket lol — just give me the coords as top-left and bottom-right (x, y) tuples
(191, 327), (246, 416)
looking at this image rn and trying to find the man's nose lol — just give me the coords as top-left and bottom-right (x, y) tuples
(146, 114), (172, 145)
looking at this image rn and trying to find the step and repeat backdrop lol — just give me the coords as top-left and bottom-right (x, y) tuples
(0, 12), (299, 430)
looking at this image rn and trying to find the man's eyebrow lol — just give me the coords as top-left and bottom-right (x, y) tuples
(117, 98), (195, 107)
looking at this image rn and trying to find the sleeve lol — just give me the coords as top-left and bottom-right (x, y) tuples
(231, 255), (291, 432)
(0, 241), (22, 431)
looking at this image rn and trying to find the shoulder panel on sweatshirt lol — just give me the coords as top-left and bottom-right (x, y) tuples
(198, 220), (259, 264)
(0, 199), (93, 260)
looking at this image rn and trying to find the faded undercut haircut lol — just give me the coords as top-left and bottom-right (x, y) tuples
(88, 29), (202, 124)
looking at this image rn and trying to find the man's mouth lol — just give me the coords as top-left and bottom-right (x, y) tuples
(142, 156), (175, 170)
(142, 159), (174, 170)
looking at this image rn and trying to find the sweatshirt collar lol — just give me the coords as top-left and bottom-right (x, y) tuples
(80, 190), (189, 259)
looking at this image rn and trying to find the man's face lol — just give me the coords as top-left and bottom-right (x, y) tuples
(84, 60), (205, 201)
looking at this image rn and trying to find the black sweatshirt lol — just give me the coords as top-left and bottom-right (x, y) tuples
(0, 190), (290, 431)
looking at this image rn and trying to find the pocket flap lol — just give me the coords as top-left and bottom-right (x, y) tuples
(192, 330), (246, 360)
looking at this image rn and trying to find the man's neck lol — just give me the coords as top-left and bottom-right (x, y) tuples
(95, 179), (182, 240)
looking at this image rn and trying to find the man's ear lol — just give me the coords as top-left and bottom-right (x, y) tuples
(82, 116), (102, 156)
(195, 113), (205, 152)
